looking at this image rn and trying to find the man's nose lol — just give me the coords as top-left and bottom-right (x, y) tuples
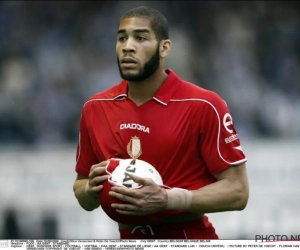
(122, 38), (135, 53)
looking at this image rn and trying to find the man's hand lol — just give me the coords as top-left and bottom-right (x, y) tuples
(85, 161), (109, 197)
(73, 161), (110, 211)
(109, 173), (168, 216)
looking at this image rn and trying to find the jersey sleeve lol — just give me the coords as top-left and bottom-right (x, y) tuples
(199, 93), (247, 175)
(75, 103), (99, 177)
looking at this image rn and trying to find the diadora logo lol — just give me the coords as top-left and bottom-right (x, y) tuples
(120, 123), (150, 133)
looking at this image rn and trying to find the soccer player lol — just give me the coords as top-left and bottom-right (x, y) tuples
(73, 6), (249, 239)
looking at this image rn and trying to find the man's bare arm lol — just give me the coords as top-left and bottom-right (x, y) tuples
(167, 163), (249, 213)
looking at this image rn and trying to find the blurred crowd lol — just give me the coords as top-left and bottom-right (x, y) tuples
(0, 1), (299, 146)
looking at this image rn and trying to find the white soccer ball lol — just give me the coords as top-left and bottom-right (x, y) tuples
(107, 159), (163, 189)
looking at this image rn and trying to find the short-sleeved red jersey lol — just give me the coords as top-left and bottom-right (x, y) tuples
(75, 69), (247, 223)
(76, 68), (246, 187)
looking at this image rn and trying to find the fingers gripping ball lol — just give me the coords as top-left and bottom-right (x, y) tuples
(109, 158), (163, 188)
(98, 158), (165, 224)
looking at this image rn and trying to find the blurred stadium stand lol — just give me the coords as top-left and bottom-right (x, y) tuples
(0, 1), (299, 239)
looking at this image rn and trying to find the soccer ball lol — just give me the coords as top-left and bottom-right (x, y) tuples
(98, 158), (168, 224)
(107, 158), (163, 189)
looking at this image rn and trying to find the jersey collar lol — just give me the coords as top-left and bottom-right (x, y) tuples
(113, 68), (181, 105)
(153, 68), (181, 105)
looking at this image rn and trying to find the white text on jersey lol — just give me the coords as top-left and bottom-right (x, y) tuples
(225, 134), (239, 144)
(120, 123), (150, 133)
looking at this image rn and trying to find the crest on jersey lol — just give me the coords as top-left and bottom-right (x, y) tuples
(127, 136), (142, 159)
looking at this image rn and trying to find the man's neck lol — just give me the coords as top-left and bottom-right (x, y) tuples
(127, 69), (168, 106)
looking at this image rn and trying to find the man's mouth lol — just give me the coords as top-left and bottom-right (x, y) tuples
(121, 58), (137, 64)
(121, 58), (138, 68)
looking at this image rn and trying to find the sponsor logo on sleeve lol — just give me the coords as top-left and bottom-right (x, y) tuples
(223, 113), (239, 144)
(223, 113), (234, 133)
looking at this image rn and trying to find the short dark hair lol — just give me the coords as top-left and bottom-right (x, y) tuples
(120, 6), (169, 41)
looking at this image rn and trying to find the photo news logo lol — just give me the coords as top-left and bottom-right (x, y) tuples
(255, 235), (300, 242)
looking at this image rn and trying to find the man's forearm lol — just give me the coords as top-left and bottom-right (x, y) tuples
(166, 178), (248, 213)
(190, 178), (248, 213)
(73, 179), (100, 211)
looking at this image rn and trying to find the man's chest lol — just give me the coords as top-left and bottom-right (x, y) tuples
(88, 100), (201, 168)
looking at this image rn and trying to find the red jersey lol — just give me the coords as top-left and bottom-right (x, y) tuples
(75, 68), (247, 223)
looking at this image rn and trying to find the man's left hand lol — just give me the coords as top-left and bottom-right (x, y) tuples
(109, 173), (168, 216)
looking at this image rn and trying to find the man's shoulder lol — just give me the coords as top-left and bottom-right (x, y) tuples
(81, 80), (126, 112)
(89, 82), (125, 101)
(173, 80), (225, 106)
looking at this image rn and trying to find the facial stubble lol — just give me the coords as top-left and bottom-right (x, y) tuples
(117, 46), (160, 82)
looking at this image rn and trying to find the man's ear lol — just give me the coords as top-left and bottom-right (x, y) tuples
(160, 39), (172, 58)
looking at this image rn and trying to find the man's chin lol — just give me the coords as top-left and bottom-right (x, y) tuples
(121, 73), (142, 82)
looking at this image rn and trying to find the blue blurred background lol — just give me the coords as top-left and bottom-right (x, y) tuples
(0, 1), (299, 240)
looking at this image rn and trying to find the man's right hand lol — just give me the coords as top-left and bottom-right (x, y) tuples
(85, 161), (109, 197)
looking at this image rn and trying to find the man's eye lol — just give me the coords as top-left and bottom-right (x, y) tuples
(136, 37), (146, 41)
(118, 37), (126, 42)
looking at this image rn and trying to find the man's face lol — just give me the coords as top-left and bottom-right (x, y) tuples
(116, 17), (160, 82)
